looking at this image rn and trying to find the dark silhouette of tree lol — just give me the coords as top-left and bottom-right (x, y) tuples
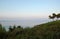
(13, 25), (16, 30)
(17, 26), (21, 28)
(0, 24), (6, 39)
(49, 13), (56, 20)
(52, 13), (56, 18)
(0, 24), (2, 27)
(9, 26), (13, 32)
(0, 24), (2, 30)
(49, 15), (55, 20)
(49, 13), (60, 20)
(56, 13), (60, 20)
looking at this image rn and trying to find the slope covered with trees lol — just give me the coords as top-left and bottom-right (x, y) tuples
(0, 20), (60, 39)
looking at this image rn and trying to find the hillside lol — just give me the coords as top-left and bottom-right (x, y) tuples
(0, 20), (60, 39)
(32, 20), (60, 39)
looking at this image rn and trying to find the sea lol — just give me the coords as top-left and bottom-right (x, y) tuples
(0, 18), (51, 30)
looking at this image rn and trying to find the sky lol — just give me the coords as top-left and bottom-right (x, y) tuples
(0, 0), (60, 19)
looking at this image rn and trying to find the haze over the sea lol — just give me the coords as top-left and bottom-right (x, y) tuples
(0, 0), (60, 29)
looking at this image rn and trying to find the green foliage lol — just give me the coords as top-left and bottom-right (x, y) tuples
(0, 24), (6, 39)
(0, 20), (60, 39)
(33, 20), (60, 39)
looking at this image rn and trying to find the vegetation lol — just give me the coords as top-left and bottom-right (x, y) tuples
(49, 13), (60, 20)
(0, 13), (60, 39)
(0, 20), (60, 39)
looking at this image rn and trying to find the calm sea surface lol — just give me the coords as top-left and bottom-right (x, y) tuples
(0, 18), (50, 30)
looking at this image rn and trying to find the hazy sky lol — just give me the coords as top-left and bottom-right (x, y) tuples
(0, 0), (60, 19)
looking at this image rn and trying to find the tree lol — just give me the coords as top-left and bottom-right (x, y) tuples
(17, 26), (21, 28)
(52, 13), (56, 18)
(13, 25), (16, 30)
(56, 13), (60, 20)
(49, 13), (57, 20)
(0, 24), (6, 39)
(9, 26), (13, 32)
(49, 15), (55, 20)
